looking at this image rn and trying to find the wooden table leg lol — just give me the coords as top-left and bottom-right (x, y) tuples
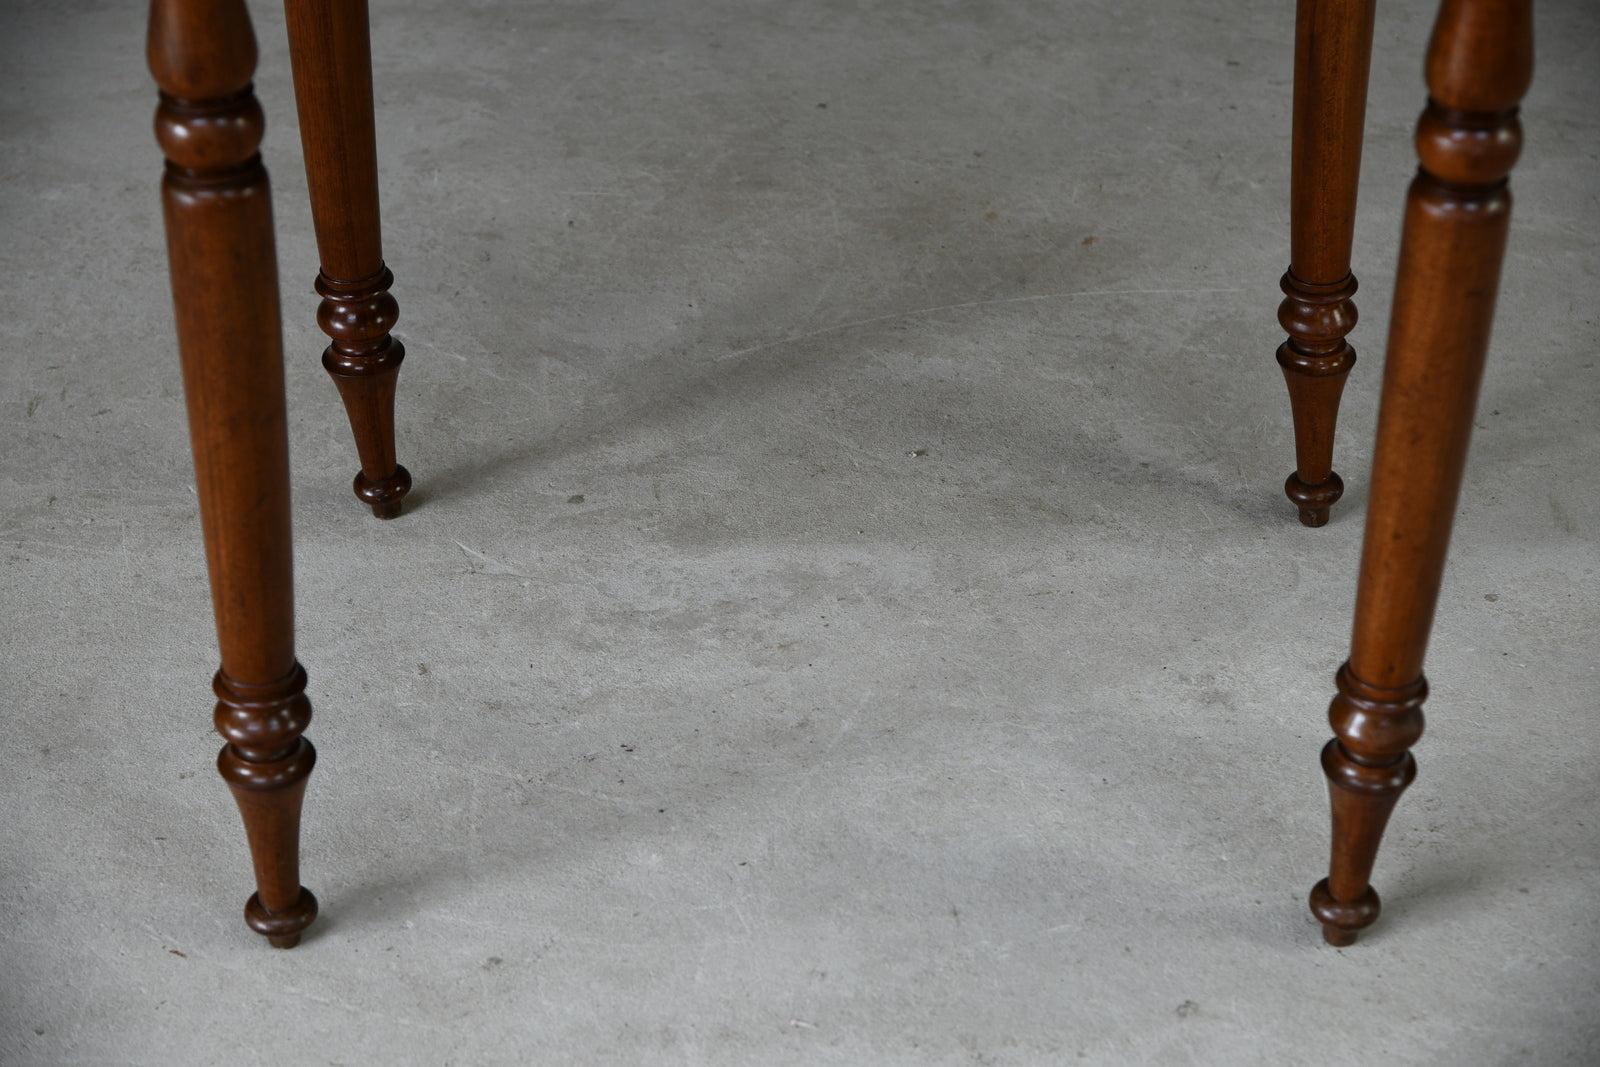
(1278, 0), (1376, 527)
(1310, 0), (1532, 946)
(149, 0), (318, 947)
(284, 0), (410, 519)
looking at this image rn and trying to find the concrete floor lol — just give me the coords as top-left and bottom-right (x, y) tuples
(3, 0), (1597, 1063)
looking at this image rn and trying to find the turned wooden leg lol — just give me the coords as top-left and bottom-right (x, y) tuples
(1310, 0), (1532, 946)
(284, 0), (410, 519)
(1278, 0), (1377, 526)
(150, 0), (318, 947)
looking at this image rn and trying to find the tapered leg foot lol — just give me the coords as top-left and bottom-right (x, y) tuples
(217, 668), (318, 947)
(1278, 273), (1358, 527)
(1315, 672), (1421, 944)
(319, 268), (409, 518)
(1278, 272), (1357, 527)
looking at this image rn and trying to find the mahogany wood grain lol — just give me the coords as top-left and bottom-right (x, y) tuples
(1311, 0), (1532, 946)
(283, 0), (411, 519)
(149, 0), (317, 948)
(1278, 0), (1376, 526)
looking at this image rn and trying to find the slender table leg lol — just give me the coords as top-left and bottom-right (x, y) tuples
(149, 0), (318, 947)
(1310, 0), (1532, 946)
(283, 0), (411, 519)
(1278, 0), (1376, 527)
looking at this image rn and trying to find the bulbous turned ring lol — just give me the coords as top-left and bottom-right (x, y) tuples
(1277, 270), (1359, 350)
(1309, 878), (1379, 946)
(1415, 104), (1522, 187)
(154, 90), (265, 173)
(1285, 471), (1343, 527)
(1328, 664), (1427, 761)
(245, 887), (318, 948)
(355, 464), (412, 520)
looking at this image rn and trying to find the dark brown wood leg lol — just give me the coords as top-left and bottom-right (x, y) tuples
(150, 0), (318, 947)
(1278, 0), (1376, 526)
(1310, 0), (1532, 946)
(284, 0), (410, 519)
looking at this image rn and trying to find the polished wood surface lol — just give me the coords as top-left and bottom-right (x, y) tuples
(284, 0), (411, 519)
(149, 0), (317, 948)
(1311, 0), (1531, 946)
(1277, 0), (1376, 527)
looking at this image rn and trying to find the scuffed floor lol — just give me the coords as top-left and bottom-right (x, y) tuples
(2, 0), (1596, 1062)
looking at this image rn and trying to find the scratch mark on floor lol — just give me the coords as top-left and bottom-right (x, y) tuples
(455, 541), (530, 577)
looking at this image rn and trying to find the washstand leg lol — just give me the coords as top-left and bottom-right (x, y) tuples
(1310, 0), (1533, 945)
(150, 0), (318, 946)
(284, 0), (411, 518)
(1278, 0), (1377, 526)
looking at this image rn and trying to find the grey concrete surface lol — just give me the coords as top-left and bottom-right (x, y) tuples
(3, 0), (1597, 1063)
